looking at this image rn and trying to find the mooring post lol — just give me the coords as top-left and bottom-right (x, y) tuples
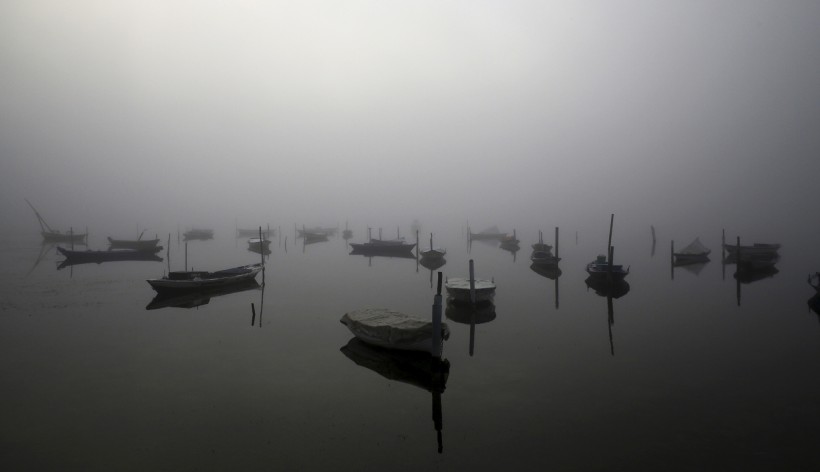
(671, 240), (675, 280)
(167, 233), (171, 273)
(555, 227), (559, 259)
(736, 236), (742, 306)
(432, 272), (443, 358)
(469, 259), (476, 305)
(185, 242), (188, 272)
(607, 213), (614, 261)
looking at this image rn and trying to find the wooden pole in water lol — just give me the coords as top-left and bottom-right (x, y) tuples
(167, 233), (171, 274)
(416, 230), (419, 259)
(251, 303), (256, 326)
(555, 227), (559, 259)
(185, 242), (188, 272)
(432, 272), (443, 358)
(736, 236), (741, 306)
(607, 213), (614, 264)
(671, 240), (675, 280)
(469, 259), (476, 305)
(608, 246), (614, 281)
(259, 226), (264, 267)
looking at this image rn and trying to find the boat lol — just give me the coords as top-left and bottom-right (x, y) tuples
(585, 275), (631, 299)
(340, 308), (450, 355)
(469, 226), (508, 241)
(499, 231), (520, 251)
(445, 277), (496, 303)
(57, 247), (163, 269)
(673, 237), (711, 265)
(297, 226), (337, 238)
(183, 228), (214, 240)
(420, 233), (446, 260)
(107, 235), (161, 251)
(349, 238), (416, 256)
(25, 198), (87, 244)
(723, 242), (780, 256)
(530, 250), (560, 267)
(586, 254), (629, 280)
(531, 242), (552, 253)
(248, 238), (271, 251)
(146, 279), (260, 310)
(342, 221), (353, 240)
(302, 231), (329, 244)
(146, 263), (263, 293)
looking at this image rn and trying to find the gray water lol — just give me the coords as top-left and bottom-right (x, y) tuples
(2, 221), (820, 471)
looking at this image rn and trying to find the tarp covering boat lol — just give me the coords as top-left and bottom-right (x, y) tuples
(340, 308), (449, 354)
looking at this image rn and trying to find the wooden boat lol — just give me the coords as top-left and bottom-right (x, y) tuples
(586, 254), (629, 280)
(531, 242), (552, 253)
(340, 308), (450, 355)
(146, 263), (263, 293)
(445, 277), (496, 303)
(420, 233), (446, 260)
(25, 199), (87, 244)
(723, 243), (780, 256)
(673, 237), (711, 264)
(349, 238), (416, 255)
(297, 226), (337, 238)
(57, 246), (163, 267)
(248, 238), (271, 251)
(107, 236), (161, 251)
(469, 226), (508, 241)
(303, 231), (329, 244)
(183, 228), (214, 240)
(530, 250), (560, 267)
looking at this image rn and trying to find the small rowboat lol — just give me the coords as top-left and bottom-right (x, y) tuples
(444, 277), (496, 303)
(107, 236), (161, 251)
(146, 263), (263, 293)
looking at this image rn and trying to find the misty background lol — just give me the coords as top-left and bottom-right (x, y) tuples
(2, 0), (819, 244)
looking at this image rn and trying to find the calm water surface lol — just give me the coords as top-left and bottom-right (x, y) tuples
(2, 224), (820, 471)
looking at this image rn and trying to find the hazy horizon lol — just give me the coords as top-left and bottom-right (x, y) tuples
(3, 1), (819, 243)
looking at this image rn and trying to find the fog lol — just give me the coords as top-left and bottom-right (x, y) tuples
(2, 1), (819, 243)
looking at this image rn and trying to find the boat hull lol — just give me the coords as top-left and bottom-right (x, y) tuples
(146, 264), (262, 293)
(444, 278), (496, 303)
(107, 237), (161, 250)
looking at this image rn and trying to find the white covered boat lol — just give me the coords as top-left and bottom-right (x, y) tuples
(444, 277), (496, 303)
(340, 308), (450, 355)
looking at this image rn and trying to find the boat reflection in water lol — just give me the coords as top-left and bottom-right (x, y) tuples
(340, 338), (449, 453)
(145, 279), (261, 310)
(420, 256), (447, 288)
(530, 264), (561, 309)
(445, 300), (496, 357)
(585, 275), (630, 356)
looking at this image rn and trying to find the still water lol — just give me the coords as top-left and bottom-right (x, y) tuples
(2, 223), (820, 471)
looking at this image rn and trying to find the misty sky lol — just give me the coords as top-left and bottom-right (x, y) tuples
(2, 1), (819, 236)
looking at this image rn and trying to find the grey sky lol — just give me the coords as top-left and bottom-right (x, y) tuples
(2, 1), (819, 238)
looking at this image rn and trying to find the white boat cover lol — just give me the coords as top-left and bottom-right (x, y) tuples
(341, 308), (449, 349)
(679, 237), (710, 255)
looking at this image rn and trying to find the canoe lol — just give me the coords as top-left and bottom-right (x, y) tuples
(146, 263), (263, 293)
(340, 308), (450, 355)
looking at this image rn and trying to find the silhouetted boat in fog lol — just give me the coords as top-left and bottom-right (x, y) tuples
(146, 279), (261, 310)
(349, 238), (416, 256)
(297, 226), (337, 238)
(302, 232), (329, 244)
(530, 250), (560, 267)
(25, 198), (87, 244)
(146, 263), (263, 293)
(340, 308), (450, 355)
(248, 238), (271, 251)
(57, 246), (163, 268)
(723, 242), (780, 257)
(342, 221), (353, 240)
(586, 255), (629, 281)
(107, 235), (161, 251)
(673, 237), (711, 264)
(469, 226), (508, 241)
(420, 257), (447, 271)
(183, 228), (214, 241)
(420, 233), (446, 260)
